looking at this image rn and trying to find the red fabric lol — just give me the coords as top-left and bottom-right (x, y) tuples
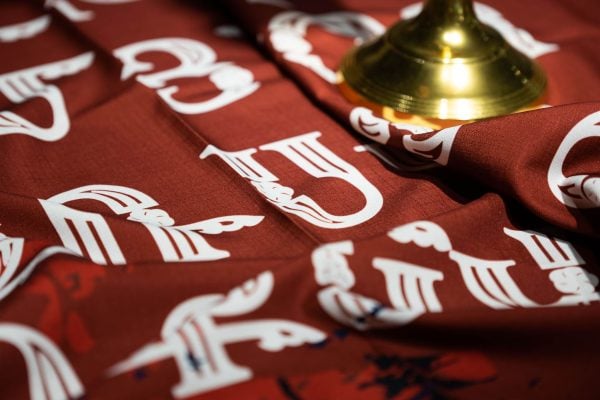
(0, 0), (598, 399)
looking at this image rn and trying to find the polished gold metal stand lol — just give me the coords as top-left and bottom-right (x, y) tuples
(340, 0), (547, 120)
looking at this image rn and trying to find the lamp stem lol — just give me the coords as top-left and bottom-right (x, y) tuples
(420, 0), (476, 22)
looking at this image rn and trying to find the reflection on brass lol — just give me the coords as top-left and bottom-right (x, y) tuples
(340, 0), (547, 120)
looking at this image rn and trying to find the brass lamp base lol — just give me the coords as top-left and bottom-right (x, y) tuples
(338, 76), (547, 130)
(340, 0), (547, 121)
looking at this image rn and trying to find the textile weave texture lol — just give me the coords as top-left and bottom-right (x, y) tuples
(0, 0), (599, 399)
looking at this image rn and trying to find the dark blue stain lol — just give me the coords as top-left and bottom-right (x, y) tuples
(273, 352), (491, 400)
(133, 368), (147, 380)
(310, 329), (353, 349)
(360, 370), (421, 399)
(363, 376), (448, 400)
(309, 338), (329, 348)
(359, 373), (399, 396)
(351, 304), (385, 326)
(370, 304), (384, 317)
(361, 354), (468, 399)
(186, 352), (202, 371)
(277, 376), (302, 400)
(366, 354), (436, 371)
(333, 328), (349, 339)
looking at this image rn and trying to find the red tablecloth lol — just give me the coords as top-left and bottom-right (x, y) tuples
(0, 0), (599, 399)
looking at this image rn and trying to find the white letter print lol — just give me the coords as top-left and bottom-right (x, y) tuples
(503, 228), (585, 270)
(350, 107), (460, 166)
(312, 241), (444, 330)
(0, 323), (84, 400)
(0, 16), (51, 43)
(390, 220), (600, 309)
(108, 271), (325, 397)
(268, 11), (384, 83)
(45, 0), (141, 22)
(0, 232), (73, 301)
(547, 111), (600, 209)
(40, 185), (263, 265)
(504, 227), (599, 306)
(0, 52), (94, 141)
(113, 38), (259, 114)
(201, 132), (383, 229)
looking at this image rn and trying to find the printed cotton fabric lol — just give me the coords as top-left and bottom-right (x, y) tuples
(0, 0), (599, 399)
